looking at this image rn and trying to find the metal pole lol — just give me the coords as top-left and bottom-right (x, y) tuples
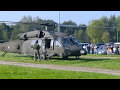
(117, 30), (118, 42)
(58, 11), (60, 32)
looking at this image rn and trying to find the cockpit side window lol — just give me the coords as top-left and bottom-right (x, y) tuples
(56, 40), (62, 47)
(62, 38), (71, 47)
(72, 38), (80, 45)
(38, 40), (42, 46)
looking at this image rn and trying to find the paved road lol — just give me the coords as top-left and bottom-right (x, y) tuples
(1, 61), (120, 76)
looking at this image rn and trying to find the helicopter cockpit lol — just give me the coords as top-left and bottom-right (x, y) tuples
(56, 37), (72, 48)
(71, 37), (80, 46)
(69, 35), (80, 46)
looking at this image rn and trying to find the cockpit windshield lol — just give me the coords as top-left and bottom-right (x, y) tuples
(72, 37), (80, 45)
(62, 38), (71, 47)
(58, 38), (72, 47)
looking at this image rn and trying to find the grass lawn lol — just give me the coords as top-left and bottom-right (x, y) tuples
(85, 54), (120, 57)
(1, 51), (120, 70)
(0, 65), (120, 79)
(1, 51), (120, 79)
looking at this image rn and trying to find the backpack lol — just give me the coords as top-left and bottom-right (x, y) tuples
(33, 43), (40, 50)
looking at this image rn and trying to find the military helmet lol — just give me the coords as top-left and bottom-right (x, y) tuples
(35, 40), (38, 43)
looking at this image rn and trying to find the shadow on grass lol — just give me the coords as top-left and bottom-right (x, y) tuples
(13, 54), (110, 62)
(79, 58), (110, 62)
(50, 57), (110, 62)
(14, 54), (33, 57)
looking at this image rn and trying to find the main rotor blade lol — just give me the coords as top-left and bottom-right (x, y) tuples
(0, 21), (19, 24)
(0, 21), (56, 26)
(0, 21), (117, 29)
(58, 24), (76, 27)
(56, 24), (116, 29)
(73, 25), (116, 29)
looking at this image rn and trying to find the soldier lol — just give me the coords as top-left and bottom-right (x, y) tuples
(94, 44), (97, 54)
(33, 40), (41, 62)
(87, 44), (91, 54)
(115, 46), (119, 55)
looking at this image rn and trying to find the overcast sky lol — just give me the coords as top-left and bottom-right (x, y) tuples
(0, 11), (120, 25)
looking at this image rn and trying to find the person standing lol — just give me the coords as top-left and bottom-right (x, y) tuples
(118, 46), (120, 55)
(111, 45), (113, 53)
(33, 40), (41, 62)
(91, 44), (94, 54)
(116, 46), (119, 55)
(87, 44), (91, 54)
(94, 44), (97, 54)
(83, 45), (86, 50)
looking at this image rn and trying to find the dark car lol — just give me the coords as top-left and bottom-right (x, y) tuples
(96, 43), (105, 48)
(97, 47), (107, 54)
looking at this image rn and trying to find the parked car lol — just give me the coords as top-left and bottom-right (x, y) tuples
(79, 43), (90, 47)
(97, 47), (107, 54)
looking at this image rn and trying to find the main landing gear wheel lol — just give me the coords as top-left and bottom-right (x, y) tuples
(62, 56), (68, 60)
(40, 54), (46, 60)
(75, 56), (79, 60)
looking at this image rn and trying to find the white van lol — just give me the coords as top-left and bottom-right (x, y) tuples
(114, 42), (120, 46)
(114, 42), (120, 54)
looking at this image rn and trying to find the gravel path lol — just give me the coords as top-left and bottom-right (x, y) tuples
(81, 56), (120, 59)
(0, 60), (120, 76)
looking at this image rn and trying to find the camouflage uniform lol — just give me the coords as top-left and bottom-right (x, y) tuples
(33, 40), (41, 62)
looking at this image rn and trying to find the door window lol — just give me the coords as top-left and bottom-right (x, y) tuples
(31, 40), (42, 48)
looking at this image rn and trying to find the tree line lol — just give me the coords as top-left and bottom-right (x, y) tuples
(0, 15), (120, 44)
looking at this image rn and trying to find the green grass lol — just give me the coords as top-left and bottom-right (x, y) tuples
(1, 51), (120, 70)
(86, 54), (120, 57)
(1, 51), (120, 79)
(0, 65), (120, 79)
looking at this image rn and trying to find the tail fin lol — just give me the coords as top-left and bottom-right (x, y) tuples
(0, 40), (4, 51)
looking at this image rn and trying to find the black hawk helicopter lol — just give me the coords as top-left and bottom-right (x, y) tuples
(0, 21), (87, 60)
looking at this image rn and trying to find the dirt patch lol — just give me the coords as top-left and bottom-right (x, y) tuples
(0, 60), (120, 76)
(81, 56), (120, 59)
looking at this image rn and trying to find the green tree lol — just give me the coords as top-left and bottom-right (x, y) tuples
(60, 20), (77, 35)
(10, 25), (23, 40)
(10, 27), (19, 40)
(87, 16), (116, 43)
(2, 30), (9, 41)
(0, 23), (12, 41)
(74, 29), (83, 42)
(87, 19), (105, 43)
(108, 15), (117, 42)
(0, 28), (2, 40)
(78, 24), (90, 43)
(102, 31), (110, 43)
(20, 15), (32, 23)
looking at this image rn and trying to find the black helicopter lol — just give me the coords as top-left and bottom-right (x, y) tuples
(0, 21), (87, 60)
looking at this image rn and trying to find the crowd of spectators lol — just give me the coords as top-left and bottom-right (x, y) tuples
(82, 43), (120, 55)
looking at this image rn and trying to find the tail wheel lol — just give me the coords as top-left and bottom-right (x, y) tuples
(75, 56), (79, 60)
(62, 56), (68, 60)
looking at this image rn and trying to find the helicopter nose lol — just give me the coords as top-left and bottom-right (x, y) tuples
(65, 48), (71, 55)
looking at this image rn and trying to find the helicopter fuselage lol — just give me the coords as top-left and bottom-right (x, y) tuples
(0, 30), (87, 59)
